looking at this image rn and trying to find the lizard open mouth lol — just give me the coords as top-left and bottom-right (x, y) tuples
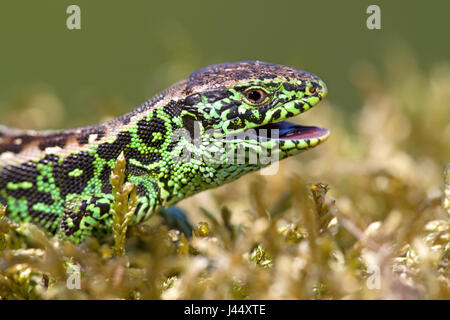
(254, 121), (329, 141)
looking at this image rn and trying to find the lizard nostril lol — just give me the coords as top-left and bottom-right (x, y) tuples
(309, 85), (317, 94)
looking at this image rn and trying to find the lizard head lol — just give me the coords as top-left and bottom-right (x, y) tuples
(143, 61), (330, 205)
(176, 61), (329, 164)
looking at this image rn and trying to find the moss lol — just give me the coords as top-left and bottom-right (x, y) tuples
(110, 152), (137, 257)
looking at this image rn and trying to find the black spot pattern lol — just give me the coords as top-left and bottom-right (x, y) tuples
(56, 152), (96, 197)
(137, 117), (166, 149)
(218, 100), (241, 112)
(0, 134), (35, 154)
(38, 135), (68, 151)
(270, 109), (282, 122)
(203, 89), (232, 103)
(99, 166), (112, 193)
(60, 199), (87, 236)
(97, 131), (131, 161)
(165, 100), (182, 118)
(125, 148), (162, 166)
(76, 127), (106, 145)
(60, 196), (111, 237)
(0, 155), (61, 228)
(1, 161), (54, 207)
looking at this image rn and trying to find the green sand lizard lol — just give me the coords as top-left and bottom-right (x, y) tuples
(0, 61), (329, 242)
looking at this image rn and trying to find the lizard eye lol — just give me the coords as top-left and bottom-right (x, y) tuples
(243, 88), (268, 105)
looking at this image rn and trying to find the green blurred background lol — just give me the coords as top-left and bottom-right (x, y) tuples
(0, 0), (449, 128)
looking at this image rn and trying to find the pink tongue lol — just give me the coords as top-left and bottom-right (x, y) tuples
(280, 127), (329, 140)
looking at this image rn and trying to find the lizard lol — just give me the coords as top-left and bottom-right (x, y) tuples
(0, 61), (329, 243)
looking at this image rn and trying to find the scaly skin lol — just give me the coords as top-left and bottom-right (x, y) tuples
(0, 61), (329, 242)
